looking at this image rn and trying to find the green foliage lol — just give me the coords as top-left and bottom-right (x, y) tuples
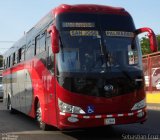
(140, 37), (151, 55)
(140, 34), (160, 55)
(157, 35), (160, 51)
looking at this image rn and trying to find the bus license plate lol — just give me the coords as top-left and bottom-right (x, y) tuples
(105, 118), (115, 125)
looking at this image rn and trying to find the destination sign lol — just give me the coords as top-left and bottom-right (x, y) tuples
(106, 31), (134, 37)
(62, 22), (95, 28)
(70, 30), (99, 36)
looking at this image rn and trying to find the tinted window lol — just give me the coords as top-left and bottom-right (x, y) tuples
(35, 32), (46, 55)
(26, 41), (34, 60)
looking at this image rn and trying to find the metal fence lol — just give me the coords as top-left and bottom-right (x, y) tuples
(143, 52), (160, 92)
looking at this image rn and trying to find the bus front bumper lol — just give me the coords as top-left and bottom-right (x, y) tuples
(58, 108), (147, 130)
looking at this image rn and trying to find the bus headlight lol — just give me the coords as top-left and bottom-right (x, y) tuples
(131, 99), (146, 111)
(58, 99), (86, 114)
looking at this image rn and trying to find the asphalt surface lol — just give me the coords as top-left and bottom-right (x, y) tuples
(0, 100), (160, 140)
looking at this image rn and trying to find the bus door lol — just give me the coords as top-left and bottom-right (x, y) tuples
(45, 33), (57, 125)
(24, 68), (33, 114)
(16, 70), (25, 112)
(10, 56), (21, 111)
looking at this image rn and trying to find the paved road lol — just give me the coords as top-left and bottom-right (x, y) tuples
(0, 101), (160, 140)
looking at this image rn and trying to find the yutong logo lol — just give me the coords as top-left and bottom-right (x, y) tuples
(104, 85), (114, 92)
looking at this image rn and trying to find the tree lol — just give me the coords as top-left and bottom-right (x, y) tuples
(140, 34), (160, 55)
(140, 37), (151, 55)
(157, 35), (160, 51)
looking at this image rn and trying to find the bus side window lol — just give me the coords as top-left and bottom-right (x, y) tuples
(21, 45), (25, 61)
(35, 32), (46, 56)
(12, 53), (16, 65)
(18, 48), (22, 63)
(17, 46), (25, 62)
(6, 58), (8, 68)
(8, 56), (11, 68)
(40, 32), (46, 53)
(46, 33), (54, 74)
(16, 51), (19, 63)
(26, 41), (34, 60)
(35, 35), (40, 55)
(3, 59), (6, 69)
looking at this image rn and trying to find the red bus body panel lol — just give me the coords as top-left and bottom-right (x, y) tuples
(56, 82), (146, 129)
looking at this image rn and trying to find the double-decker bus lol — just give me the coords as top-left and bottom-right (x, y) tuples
(2, 4), (158, 130)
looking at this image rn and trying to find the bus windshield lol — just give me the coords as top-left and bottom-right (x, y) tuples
(56, 13), (142, 74)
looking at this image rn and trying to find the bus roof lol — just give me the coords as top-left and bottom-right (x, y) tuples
(53, 4), (128, 17)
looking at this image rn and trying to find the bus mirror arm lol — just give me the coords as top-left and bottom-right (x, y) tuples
(135, 27), (158, 52)
(47, 25), (59, 53)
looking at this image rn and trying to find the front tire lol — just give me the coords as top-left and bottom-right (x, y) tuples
(36, 101), (50, 130)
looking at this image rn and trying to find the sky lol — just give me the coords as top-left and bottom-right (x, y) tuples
(0, 0), (160, 54)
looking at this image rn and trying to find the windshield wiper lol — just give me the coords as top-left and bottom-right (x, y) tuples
(98, 34), (111, 70)
(59, 36), (65, 62)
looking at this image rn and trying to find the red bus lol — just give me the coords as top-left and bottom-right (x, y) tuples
(2, 4), (158, 130)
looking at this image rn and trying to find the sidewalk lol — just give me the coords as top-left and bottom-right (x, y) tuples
(147, 103), (160, 111)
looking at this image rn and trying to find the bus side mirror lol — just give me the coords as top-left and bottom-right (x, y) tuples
(135, 27), (158, 52)
(47, 25), (59, 53)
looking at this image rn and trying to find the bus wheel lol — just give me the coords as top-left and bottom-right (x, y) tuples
(36, 102), (50, 131)
(7, 97), (16, 114)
